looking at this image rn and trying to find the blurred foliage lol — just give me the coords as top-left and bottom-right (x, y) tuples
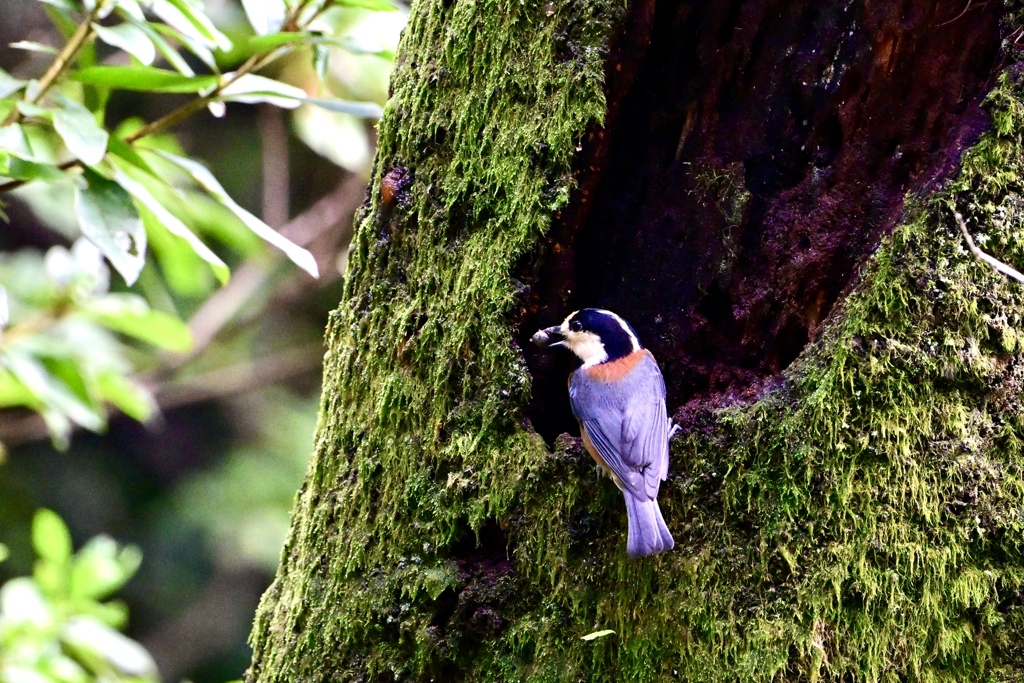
(0, 508), (154, 683)
(0, 0), (404, 680)
(0, 237), (184, 448)
(0, 0), (395, 447)
(174, 388), (317, 572)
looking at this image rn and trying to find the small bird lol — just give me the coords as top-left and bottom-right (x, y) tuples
(532, 308), (675, 557)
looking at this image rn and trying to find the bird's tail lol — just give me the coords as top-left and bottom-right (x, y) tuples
(624, 493), (674, 558)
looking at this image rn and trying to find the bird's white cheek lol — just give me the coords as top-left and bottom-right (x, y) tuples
(566, 332), (608, 366)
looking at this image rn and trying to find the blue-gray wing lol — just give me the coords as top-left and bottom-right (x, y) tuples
(569, 355), (670, 502)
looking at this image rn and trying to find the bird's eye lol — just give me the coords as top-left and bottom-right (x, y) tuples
(570, 319), (583, 332)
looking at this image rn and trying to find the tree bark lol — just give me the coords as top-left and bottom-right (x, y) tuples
(248, 1), (1024, 680)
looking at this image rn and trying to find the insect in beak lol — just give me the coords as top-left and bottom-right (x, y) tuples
(531, 325), (566, 349)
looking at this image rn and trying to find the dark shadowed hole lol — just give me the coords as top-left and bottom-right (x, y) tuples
(520, 0), (1002, 445)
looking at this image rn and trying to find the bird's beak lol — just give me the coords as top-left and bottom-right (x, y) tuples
(531, 325), (566, 348)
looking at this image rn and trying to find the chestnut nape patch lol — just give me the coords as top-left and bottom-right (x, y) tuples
(519, 0), (1002, 444)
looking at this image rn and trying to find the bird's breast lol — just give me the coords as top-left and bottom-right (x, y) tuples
(582, 349), (653, 383)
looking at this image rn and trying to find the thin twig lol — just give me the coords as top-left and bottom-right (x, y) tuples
(955, 211), (1024, 284)
(180, 175), (364, 361)
(1, 1), (106, 126)
(936, 0), (989, 28)
(154, 343), (325, 410)
(123, 49), (287, 145)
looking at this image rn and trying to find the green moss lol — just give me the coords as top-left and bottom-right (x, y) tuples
(249, 6), (1024, 682)
(249, 0), (624, 680)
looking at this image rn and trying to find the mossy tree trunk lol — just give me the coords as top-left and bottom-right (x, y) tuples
(248, 1), (1024, 680)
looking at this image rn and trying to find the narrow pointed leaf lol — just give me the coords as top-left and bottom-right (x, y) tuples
(304, 97), (383, 118)
(152, 0), (231, 51)
(242, 0), (286, 36)
(122, 14), (194, 75)
(74, 169), (146, 285)
(73, 65), (217, 92)
(218, 73), (306, 108)
(10, 41), (59, 55)
(107, 136), (159, 178)
(113, 166), (230, 283)
(93, 23), (156, 65)
(155, 150), (319, 277)
(152, 22), (216, 69)
(246, 32), (304, 53)
(334, 0), (398, 10)
(115, 0), (145, 21)
(82, 294), (193, 352)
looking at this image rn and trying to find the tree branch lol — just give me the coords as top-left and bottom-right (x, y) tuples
(955, 211), (1024, 284)
(1, 2), (106, 127)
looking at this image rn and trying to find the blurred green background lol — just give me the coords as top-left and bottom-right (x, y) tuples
(0, 1), (405, 680)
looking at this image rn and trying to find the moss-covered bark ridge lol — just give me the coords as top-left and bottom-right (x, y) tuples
(248, 2), (1024, 680)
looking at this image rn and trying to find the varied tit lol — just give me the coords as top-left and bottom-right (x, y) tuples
(532, 308), (675, 558)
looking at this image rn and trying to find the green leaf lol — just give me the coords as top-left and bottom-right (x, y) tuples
(216, 75), (383, 118)
(112, 166), (230, 283)
(0, 577), (53, 628)
(43, 3), (79, 40)
(151, 0), (231, 51)
(156, 150), (319, 277)
(73, 65), (217, 92)
(0, 153), (66, 183)
(4, 349), (106, 433)
(115, 0), (146, 21)
(74, 168), (147, 285)
(0, 543), (8, 564)
(152, 21), (217, 70)
(62, 616), (158, 677)
(107, 136), (159, 178)
(51, 96), (109, 166)
(10, 40), (59, 55)
(39, 0), (77, 11)
(142, 207), (212, 296)
(70, 536), (143, 599)
(79, 598), (130, 629)
(313, 44), (330, 85)
(0, 123), (33, 157)
(241, 34), (396, 61)
(93, 22), (156, 65)
(0, 369), (42, 409)
(334, 0), (398, 10)
(82, 293), (193, 352)
(32, 508), (73, 563)
(96, 371), (156, 422)
(242, 0), (286, 36)
(304, 97), (383, 118)
(246, 31), (305, 53)
(218, 73), (306, 108)
(581, 629), (615, 641)
(123, 13), (195, 75)
(0, 68), (25, 98)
